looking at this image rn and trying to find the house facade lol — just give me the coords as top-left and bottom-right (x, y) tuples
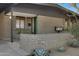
(0, 3), (78, 42)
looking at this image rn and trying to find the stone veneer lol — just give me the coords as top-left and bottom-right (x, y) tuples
(19, 33), (72, 54)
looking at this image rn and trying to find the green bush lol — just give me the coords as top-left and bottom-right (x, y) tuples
(67, 39), (79, 47)
(70, 23), (79, 40)
(16, 28), (31, 34)
(67, 23), (79, 47)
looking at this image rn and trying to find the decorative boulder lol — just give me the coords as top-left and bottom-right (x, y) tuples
(57, 46), (67, 52)
(67, 39), (79, 48)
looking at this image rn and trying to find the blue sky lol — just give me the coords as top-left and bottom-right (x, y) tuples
(58, 3), (79, 14)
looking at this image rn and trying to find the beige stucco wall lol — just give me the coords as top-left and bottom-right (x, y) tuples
(0, 12), (66, 40)
(37, 15), (65, 34)
(0, 12), (11, 40)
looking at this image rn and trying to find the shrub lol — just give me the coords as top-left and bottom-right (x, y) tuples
(70, 23), (79, 40)
(67, 22), (79, 47)
(67, 39), (79, 47)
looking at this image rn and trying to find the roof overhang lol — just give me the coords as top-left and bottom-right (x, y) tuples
(1, 3), (78, 16)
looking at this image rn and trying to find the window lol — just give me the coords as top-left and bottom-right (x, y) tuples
(16, 19), (20, 28)
(20, 20), (24, 28)
(16, 16), (25, 29)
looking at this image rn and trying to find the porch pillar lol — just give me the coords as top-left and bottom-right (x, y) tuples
(11, 9), (14, 42)
(34, 16), (37, 34)
(67, 15), (72, 31)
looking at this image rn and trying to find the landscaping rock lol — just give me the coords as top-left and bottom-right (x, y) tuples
(57, 46), (67, 52)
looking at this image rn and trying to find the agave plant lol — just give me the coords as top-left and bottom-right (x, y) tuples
(30, 48), (51, 56)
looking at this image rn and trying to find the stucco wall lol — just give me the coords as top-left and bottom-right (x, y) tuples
(0, 12), (66, 41)
(0, 12), (4, 40)
(37, 15), (65, 33)
(0, 12), (11, 40)
(11, 4), (67, 34)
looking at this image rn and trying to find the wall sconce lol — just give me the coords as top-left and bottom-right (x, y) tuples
(9, 15), (12, 19)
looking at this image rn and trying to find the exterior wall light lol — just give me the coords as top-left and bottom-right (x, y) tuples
(9, 15), (12, 19)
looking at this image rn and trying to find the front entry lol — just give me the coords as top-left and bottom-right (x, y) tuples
(16, 16), (34, 34)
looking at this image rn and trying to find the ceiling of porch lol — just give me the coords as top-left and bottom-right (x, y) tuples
(6, 11), (37, 17)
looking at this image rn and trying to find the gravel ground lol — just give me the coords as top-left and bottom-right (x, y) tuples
(0, 40), (28, 56)
(50, 46), (79, 56)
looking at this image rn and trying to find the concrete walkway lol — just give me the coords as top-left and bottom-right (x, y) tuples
(0, 40), (28, 56)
